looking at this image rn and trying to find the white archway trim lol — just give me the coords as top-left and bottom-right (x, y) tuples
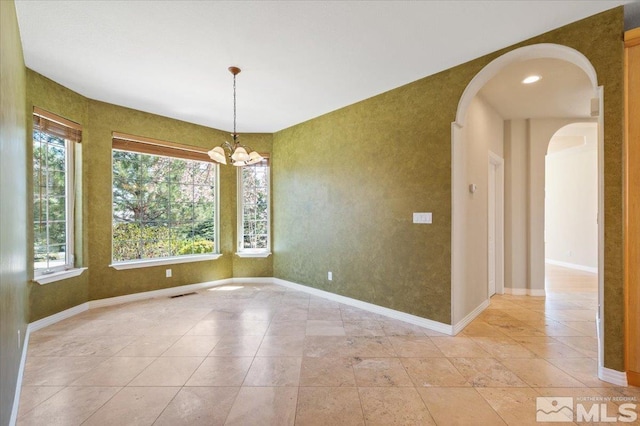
(451, 43), (601, 341)
(454, 43), (599, 127)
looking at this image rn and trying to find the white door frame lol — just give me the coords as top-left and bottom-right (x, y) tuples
(488, 151), (504, 296)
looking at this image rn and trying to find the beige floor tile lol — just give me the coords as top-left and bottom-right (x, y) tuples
(528, 320), (587, 337)
(352, 358), (414, 387)
(187, 319), (269, 336)
(70, 356), (155, 386)
(295, 387), (364, 426)
(27, 334), (136, 357)
(307, 307), (342, 320)
(472, 336), (537, 359)
(305, 320), (346, 336)
(459, 321), (509, 337)
(272, 307), (309, 321)
(500, 359), (586, 388)
(266, 320), (307, 336)
(207, 335), (263, 357)
(153, 386), (240, 426)
(552, 336), (598, 357)
(17, 386), (120, 426)
(476, 387), (556, 426)
(18, 267), (610, 425)
(343, 320), (385, 336)
(560, 321), (597, 337)
(546, 357), (616, 387)
(185, 357), (253, 386)
(303, 336), (354, 358)
(401, 358), (470, 387)
(359, 387), (435, 425)
(114, 335), (181, 356)
(162, 335), (223, 356)
(449, 357), (528, 387)
(347, 336), (397, 357)
(387, 335), (443, 357)
(129, 356), (204, 386)
(225, 387), (298, 426)
(418, 387), (507, 425)
(430, 336), (493, 357)
(257, 335), (305, 357)
(299, 357), (356, 387)
(520, 340), (591, 359)
(243, 357), (302, 386)
(22, 356), (108, 386)
(16, 386), (64, 418)
(83, 387), (179, 426)
(379, 319), (428, 336)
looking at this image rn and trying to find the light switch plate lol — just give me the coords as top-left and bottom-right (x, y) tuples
(413, 212), (432, 224)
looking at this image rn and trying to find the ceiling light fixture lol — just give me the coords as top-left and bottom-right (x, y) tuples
(208, 67), (263, 166)
(522, 75), (541, 84)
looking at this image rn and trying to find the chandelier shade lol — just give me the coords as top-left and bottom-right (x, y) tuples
(208, 67), (263, 167)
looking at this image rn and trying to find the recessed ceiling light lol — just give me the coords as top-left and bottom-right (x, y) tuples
(522, 75), (541, 84)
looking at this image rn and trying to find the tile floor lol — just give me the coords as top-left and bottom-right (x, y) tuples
(16, 266), (639, 425)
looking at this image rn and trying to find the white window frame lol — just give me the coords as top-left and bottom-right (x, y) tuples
(109, 146), (221, 269)
(33, 132), (76, 278)
(236, 157), (271, 257)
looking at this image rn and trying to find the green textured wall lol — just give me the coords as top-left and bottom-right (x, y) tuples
(0, 1), (28, 423)
(26, 73), (272, 318)
(273, 9), (625, 369)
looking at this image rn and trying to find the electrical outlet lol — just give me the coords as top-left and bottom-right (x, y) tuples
(166, 269), (172, 278)
(17, 329), (21, 349)
(328, 271), (333, 281)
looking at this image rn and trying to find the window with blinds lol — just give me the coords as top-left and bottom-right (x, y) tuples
(111, 133), (219, 263)
(33, 108), (81, 275)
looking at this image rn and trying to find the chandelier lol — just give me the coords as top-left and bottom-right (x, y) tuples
(208, 67), (263, 166)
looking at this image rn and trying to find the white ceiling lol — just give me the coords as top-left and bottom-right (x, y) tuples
(14, 1), (632, 133)
(479, 58), (594, 119)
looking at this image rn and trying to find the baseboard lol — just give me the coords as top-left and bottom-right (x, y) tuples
(272, 277), (453, 335)
(503, 287), (546, 297)
(452, 299), (490, 335)
(28, 303), (89, 333)
(545, 258), (598, 274)
(9, 327), (30, 426)
(87, 278), (234, 309)
(231, 277), (275, 285)
(598, 366), (628, 386)
(627, 370), (640, 387)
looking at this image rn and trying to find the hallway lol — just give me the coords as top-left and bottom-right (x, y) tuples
(16, 266), (638, 425)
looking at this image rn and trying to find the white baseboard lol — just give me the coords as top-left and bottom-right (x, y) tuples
(9, 328), (30, 426)
(598, 366), (628, 386)
(28, 303), (89, 333)
(87, 278), (233, 309)
(272, 278), (453, 335)
(545, 258), (598, 274)
(503, 287), (546, 297)
(231, 277), (275, 285)
(452, 299), (490, 335)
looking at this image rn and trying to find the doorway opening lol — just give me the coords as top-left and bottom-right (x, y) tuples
(451, 44), (605, 380)
(544, 122), (599, 290)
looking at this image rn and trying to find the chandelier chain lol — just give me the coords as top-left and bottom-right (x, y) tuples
(233, 72), (237, 140)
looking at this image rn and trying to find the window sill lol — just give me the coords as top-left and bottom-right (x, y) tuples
(34, 267), (87, 285)
(109, 254), (223, 270)
(235, 251), (272, 258)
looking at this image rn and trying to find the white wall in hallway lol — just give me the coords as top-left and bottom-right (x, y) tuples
(545, 124), (598, 269)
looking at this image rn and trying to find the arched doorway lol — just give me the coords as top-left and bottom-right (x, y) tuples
(450, 43), (605, 379)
